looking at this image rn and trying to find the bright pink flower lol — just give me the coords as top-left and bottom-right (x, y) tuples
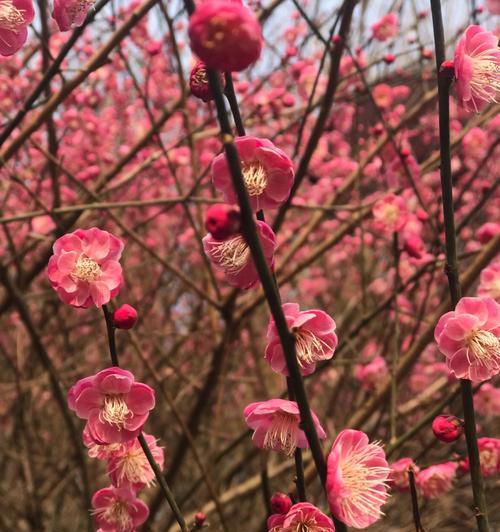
(113, 304), (138, 330)
(0, 0), (34, 56)
(354, 356), (388, 391)
(478, 262), (500, 302)
(372, 193), (409, 233)
(188, 0), (262, 72)
(431, 415), (464, 443)
(265, 302), (338, 376)
(107, 433), (164, 490)
(326, 429), (390, 528)
(47, 228), (124, 308)
(202, 220), (277, 289)
(212, 136), (294, 211)
(416, 462), (457, 500)
(52, 0), (95, 31)
(244, 399), (326, 457)
(371, 13), (399, 42)
(389, 457), (419, 492)
(454, 25), (500, 112)
(204, 204), (241, 240)
(434, 296), (500, 382)
(92, 486), (149, 532)
(68, 367), (155, 444)
(268, 502), (335, 532)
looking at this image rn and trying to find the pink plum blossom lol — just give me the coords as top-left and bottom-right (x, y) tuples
(389, 457), (419, 492)
(326, 429), (390, 529)
(0, 0), (34, 56)
(478, 262), (500, 302)
(52, 0), (95, 31)
(68, 367), (155, 444)
(212, 136), (295, 211)
(462, 438), (500, 477)
(434, 296), (500, 382)
(371, 13), (399, 42)
(454, 25), (500, 112)
(267, 502), (335, 532)
(47, 227), (124, 308)
(265, 302), (338, 376)
(92, 486), (149, 532)
(243, 399), (326, 457)
(354, 356), (388, 391)
(203, 220), (277, 289)
(372, 193), (409, 233)
(416, 462), (457, 500)
(475, 383), (500, 416)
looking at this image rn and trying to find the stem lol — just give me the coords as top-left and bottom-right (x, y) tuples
(429, 2), (490, 530)
(390, 232), (400, 444)
(102, 305), (119, 366)
(223, 72), (246, 136)
(408, 467), (425, 532)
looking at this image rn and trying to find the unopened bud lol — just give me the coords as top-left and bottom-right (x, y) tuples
(270, 492), (292, 514)
(432, 415), (464, 443)
(112, 304), (138, 330)
(204, 204), (241, 240)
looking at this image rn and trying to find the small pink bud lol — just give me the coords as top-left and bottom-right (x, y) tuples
(204, 204), (241, 240)
(440, 59), (455, 72)
(432, 415), (464, 443)
(421, 48), (433, 60)
(270, 492), (292, 514)
(383, 53), (396, 64)
(194, 512), (206, 527)
(282, 93), (295, 107)
(190, 61), (225, 102)
(332, 35), (342, 44)
(112, 304), (138, 329)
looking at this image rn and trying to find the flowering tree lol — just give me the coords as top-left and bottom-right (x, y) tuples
(0, 1), (499, 531)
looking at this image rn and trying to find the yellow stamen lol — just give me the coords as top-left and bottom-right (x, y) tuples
(242, 163), (268, 196)
(100, 395), (131, 427)
(210, 235), (249, 274)
(0, 0), (25, 31)
(72, 256), (101, 282)
(263, 412), (299, 457)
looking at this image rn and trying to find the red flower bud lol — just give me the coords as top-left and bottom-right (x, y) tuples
(432, 415), (464, 443)
(112, 304), (138, 330)
(194, 512), (206, 527)
(270, 492), (292, 514)
(204, 204), (241, 240)
(383, 53), (396, 64)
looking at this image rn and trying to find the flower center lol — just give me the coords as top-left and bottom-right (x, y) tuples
(293, 329), (328, 367)
(263, 411), (299, 457)
(93, 499), (132, 530)
(72, 256), (101, 282)
(466, 329), (500, 366)
(0, 0), (25, 31)
(116, 447), (154, 486)
(470, 50), (500, 103)
(480, 449), (497, 472)
(242, 163), (268, 196)
(210, 235), (250, 274)
(100, 394), (131, 427)
(67, 0), (95, 19)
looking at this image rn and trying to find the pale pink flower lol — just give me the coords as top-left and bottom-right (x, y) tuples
(454, 25), (500, 112)
(47, 227), (124, 308)
(52, 0), (95, 31)
(372, 193), (409, 233)
(416, 462), (457, 500)
(475, 383), (500, 416)
(486, 0), (500, 14)
(188, 0), (262, 72)
(202, 220), (277, 289)
(434, 296), (500, 382)
(0, 0), (34, 56)
(389, 457), (419, 492)
(354, 356), (388, 391)
(267, 502), (335, 532)
(68, 367), (155, 444)
(265, 303), (337, 376)
(462, 438), (500, 477)
(371, 13), (399, 42)
(326, 429), (390, 528)
(212, 136), (294, 211)
(243, 399), (326, 457)
(478, 262), (500, 302)
(92, 486), (149, 532)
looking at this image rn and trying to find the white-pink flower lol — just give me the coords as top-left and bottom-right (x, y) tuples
(389, 457), (419, 492)
(416, 462), (457, 500)
(47, 227), (124, 308)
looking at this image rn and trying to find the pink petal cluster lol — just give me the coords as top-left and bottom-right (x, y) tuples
(371, 13), (399, 42)
(454, 25), (500, 112)
(389, 457), (419, 492)
(416, 462), (457, 500)
(267, 502), (335, 532)
(68, 367), (155, 444)
(372, 193), (409, 234)
(326, 429), (390, 529)
(478, 262), (500, 302)
(434, 296), (500, 382)
(203, 220), (277, 289)
(354, 356), (388, 391)
(243, 398), (326, 457)
(0, 0), (34, 56)
(47, 227), (124, 308)
(52, 0), (95, 31)
(92, 486), (149, 532)
(265, 302), (338, 376)
(212, 136), (295, 212)
(188, 0), (263, 72)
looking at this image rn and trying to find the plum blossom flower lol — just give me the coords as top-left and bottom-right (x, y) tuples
(454, 25), (500, 112)
(204, 203), (240, 240)
(371, 13), (399, 42)
(92, 486), (149, 532)
(0, 0), (34, 56)
(372, 193), (409, 233)
(267, 502), (335, 532)
(265, 303), (338, 376)
(462, 438), (500, 477)
(475, 383), (500, 416)
(326, 429), (390, 528)
(212, 136), (295, 211)
(203, 220), (277, 289)
(354, 356), (388, 391)
(389, 457), (419, 492)
(434, 296), (500, 382)
(47, 227), (124, 308)
(416, 462), (457, 500)
(52, 0), (95, 31)
(244, 399), (326, 457)
(188, 0), (262, 72)
(478, 262), (500, 302)
(68, 367), (155, 444)
(189, 61), (225, 102)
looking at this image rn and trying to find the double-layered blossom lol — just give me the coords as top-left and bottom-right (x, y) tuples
(188, 0), (262, 72)
(52, 0), (95, 31)
(244, 399), (326, 457)
(434, 296), (500, 382)
(92, 486), (149, 532)
(326, 429), (390, 529)
(267, 502), (335, 532)
(416, 462), (457, 500)
(212, 136), (295, 211)
(0, 0), (34, 56)
(265, 302), (338, 376)
(389, 457), (419, 492)
(203, 220), (277, 289)
(68, 367), (155, 444)
(454, 25), (500, 112)
(47, 227), (124, 308)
